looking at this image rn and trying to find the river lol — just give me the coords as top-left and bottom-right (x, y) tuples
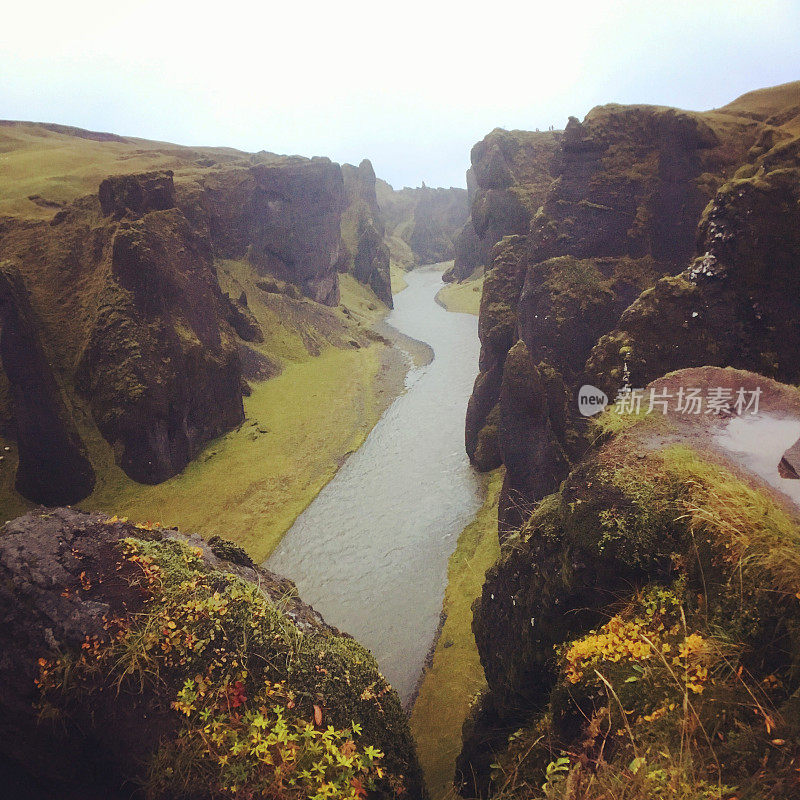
(267, 265), (482, 704)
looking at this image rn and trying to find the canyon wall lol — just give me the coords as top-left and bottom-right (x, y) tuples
(0, 138), (358, 500)
(458, 80), (800, 798)
(376, 180), (469, 267)
(340, 159), (393, 306)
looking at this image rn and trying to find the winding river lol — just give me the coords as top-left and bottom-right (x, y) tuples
(267, 266), (482, 704)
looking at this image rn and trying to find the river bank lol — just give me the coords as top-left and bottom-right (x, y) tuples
(0, 273), (412, 563)
(267, 266), (482, 704)
(410, 469), (502, 799)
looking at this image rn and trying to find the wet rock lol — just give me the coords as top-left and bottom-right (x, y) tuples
(779, 436), (800, 478)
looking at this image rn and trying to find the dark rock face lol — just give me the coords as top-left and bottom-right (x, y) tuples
(497, 341), (569, 535)
(98, 170), (177, 218)
(449, 130), (563, 281)
(0, 262), (94, 504)
(376, 180), (469, 266)
(0, 153), (351, 494)
(458, 369), (800, 799)
(76, 206), (244, 485)
(465, 236), (527, 466)
(464, 100), (767, 533)
(181, 158), (344, 305)
(586, 163), (800, 394)
(340, 159), (392, 306)
(528, 107), (723, 266)
(0, 507), (428, 800)
(445, 218), (482, 282)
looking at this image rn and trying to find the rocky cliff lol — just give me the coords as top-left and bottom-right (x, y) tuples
(458, 368), (800, 800)
(457, 80), (800, 799)
(340, 160), (392, 306)
(465, 82), (800, 529)
(0, 127), (370, 501)
(445, 129), (562, 282)
(0, 507), (427, 799)
(0, 262), (95, 504)
(376, 181), (468, 267)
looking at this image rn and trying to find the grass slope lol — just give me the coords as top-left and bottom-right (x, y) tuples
(0, 254), (405, 561)
(410, 469), (503, 799)
(435, 266), (484, 316)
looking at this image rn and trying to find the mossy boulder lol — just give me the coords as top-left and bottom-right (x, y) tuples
(458, 367), (800, 798)
(0, 507), (427, 800)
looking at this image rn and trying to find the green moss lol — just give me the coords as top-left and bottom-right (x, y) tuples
(411, 469), (503, 799)
(38, 534), (423, 799)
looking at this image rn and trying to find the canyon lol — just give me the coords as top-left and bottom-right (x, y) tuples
(2, 78), (800, 800)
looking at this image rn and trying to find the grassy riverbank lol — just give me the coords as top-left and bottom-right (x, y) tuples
(411, 469), (502, 799)
(0, 269), (408, 562)
(435, 267), (484, 315)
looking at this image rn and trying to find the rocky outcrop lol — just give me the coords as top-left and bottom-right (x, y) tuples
(340, 160), (392, 306)
(0, 151), (357, 494)
(179, 158), (344, 305)
(458, 368), (800, 799)
(98, 170), (177, 218)
(0, 262), (94, 504)
(76, 195), (245, 484)
(496, 341), (569, 535)
(448, 130), (562, 282)
(465, 236), (527, 469)
(586, 156), (800, 394)
(464, 86), (800, 538)
(376, 181), (468, 266)
(0, 507), (427, 800)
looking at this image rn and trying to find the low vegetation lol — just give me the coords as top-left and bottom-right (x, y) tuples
(435, 266), (484, 316)
(411, 469), (503, 798)
(35, 527), (420, 799)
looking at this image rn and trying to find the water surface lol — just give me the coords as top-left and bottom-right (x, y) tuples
(267, 266), (482, 703)
(714, 413), (800, 507)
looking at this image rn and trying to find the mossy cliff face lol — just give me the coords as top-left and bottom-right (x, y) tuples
(179, 158), (345, 306)
(496, 341), (569, 535)
(0, 261), (95, 504)
(340, 160), (392, 306)
(463, 129), (563, 278)
(0, 147), (364, 497)
(0, 507), (427, 800)
(586, 152), (800, 395)
(375, 180), (468, 267)
(466, 82), (800, 531)
(465, 236), (527, 470)
(457, 367), (800, 799)
(76, 188), (245, 484)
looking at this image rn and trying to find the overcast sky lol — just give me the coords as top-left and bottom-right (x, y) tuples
(2, 1), (800, 188)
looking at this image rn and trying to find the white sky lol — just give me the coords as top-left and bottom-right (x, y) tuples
(2, 0), (800, 187)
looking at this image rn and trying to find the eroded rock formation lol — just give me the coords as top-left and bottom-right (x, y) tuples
(0, 262), (94, 504)
(340, 159), (392, 305)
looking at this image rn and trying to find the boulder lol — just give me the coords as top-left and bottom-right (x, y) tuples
(0, 507), (428, 800)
